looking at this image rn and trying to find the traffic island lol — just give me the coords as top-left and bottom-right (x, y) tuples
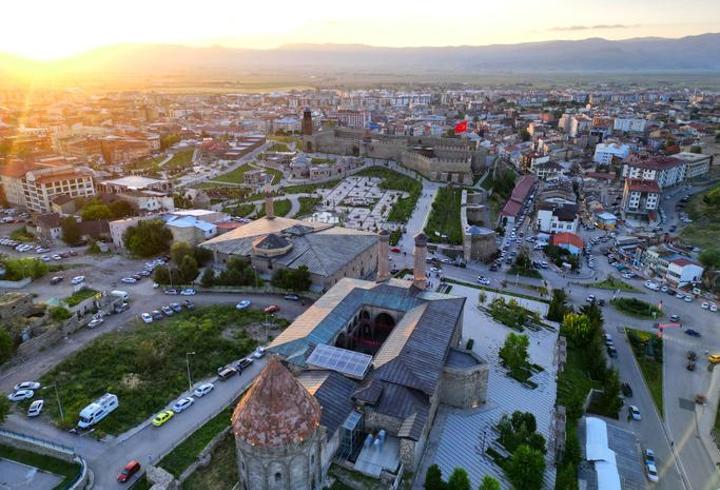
(626, 328), (664, 417)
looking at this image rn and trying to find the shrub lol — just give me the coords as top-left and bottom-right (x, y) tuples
(2, 258), (48, 281)
(122, 219), (172, 258)
(49, 306), (72, 321)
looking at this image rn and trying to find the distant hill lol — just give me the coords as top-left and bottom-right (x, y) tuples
(2, 33), (720, 78)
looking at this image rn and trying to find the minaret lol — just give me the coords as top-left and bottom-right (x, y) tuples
(412, 232), (428, 290)
(302, 108), (313, 136)
(264, 181), (274, 220)
(377, 230), (390, 281)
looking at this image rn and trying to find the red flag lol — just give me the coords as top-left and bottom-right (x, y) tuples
(454, 120), (468, 134)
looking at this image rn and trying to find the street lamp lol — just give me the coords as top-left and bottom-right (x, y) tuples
(43, 383), (64, 422)
(185, 352), (196, 392)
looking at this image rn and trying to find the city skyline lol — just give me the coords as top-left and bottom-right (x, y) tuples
(2, 0), (719, 60)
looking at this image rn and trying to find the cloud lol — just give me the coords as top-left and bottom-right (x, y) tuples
(550, 24), (640, 31)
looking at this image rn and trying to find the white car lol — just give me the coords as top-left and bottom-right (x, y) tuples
(644, 280), (659, 291)
(8, 389), (34, 401)
(645, 461), (659, 482)
(236, 300), (251, 310)
(88, 317), (104, 328)
(27, 399), (44, 417)
(14, 381), (40, 391)
(52, 254), (63, 260)
(711, 304), (718, 312)
(121, 277), (137, 284)
(71, 275), (85, 285)
(629, 405), (642, 421)
(193, 383), (215, 398)
(172, 397), (194, 413)
(140, 313), (153, 324)
(702, 302), (709, 310)
(253, 346), (266, 359)
(180, 288), (196, 296)
(684, 295), (693, 303)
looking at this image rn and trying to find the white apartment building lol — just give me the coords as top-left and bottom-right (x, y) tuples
(671, 152), (712, 179)
(570, 115), (591, 137)
(613, 117), (647, 133)
(621, 156), (686, 189)
(535, 204), (579, 234)
(593, 142), (630, 165)
(0, 164), (95, 213)
(621, 179), (660, 221)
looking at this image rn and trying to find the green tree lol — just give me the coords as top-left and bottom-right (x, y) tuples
(171, 241), (193, 265)
(0, 394), (9, 424)
(109, 199), (135, 219)
(599, 368), (623, 415)
(499, 333), (529, 373)
(425, 464), (445, 490)
(505, 444), (545, 490)
(3, 258), (49, 280)
(561, 313), (592, 346)
(49, 306), (72, 322)
(123, 219), (172, 258)
(479, 475), (500, 490)
(699, 249), (720, 269)
(546, 288), (570, 322)
(153, 265), (171, 285)
(179, 255), (199, 283)
(447, 468), (471, 490)
(271, 265), (312, 291)
(87, 240), (101, 255)
(200, 267), (215, 287)
(61, 217), (82, 246)
(81, 202), (112, 221)
(0, 328), (13, 365)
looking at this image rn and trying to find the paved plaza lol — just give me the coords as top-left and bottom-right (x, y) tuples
(0, 458), (63, 490)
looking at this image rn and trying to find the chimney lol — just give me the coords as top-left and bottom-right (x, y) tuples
(264, 181), (274, 220)
(377, 230), (390, 281)
(412, 232), (428, 290)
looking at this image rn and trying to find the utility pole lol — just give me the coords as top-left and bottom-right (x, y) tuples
(185, 352), (196, 392)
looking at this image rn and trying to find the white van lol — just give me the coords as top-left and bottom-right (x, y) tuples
(110, 290), (129, 301)
(78, 393), (119, 429)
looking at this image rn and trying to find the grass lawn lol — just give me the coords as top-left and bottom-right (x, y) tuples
(0, 443), (82, 488)
(128, 154), (166, 172)
(424, 186), (463, 245)
(626, 328), (664, 417)
(263, 165), (283, 184)
(39, 306), (260, 435)
(297, 196), (320, 217)
(611, 297), (662, 319)
(165, 149), (195, 171)
(356, 167), (422, 224)
(63, 287), (98, 307)
(590, 276), (638, 292)
(181, 431), (238, 489)
(257, 198), (291, 218)
(159, 406), (233, 477)
(225, 203), (256, 217)
(681, 181), (720, 250)
(212, 164), (254, 184)
(444, 277), (551, 304)
(282, 179), (341, 195)
(9, 226), (35, 242)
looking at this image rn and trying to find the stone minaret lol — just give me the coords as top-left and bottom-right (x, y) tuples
(412, 232), (428, 290)
(377, 230), (390, 281)
(264, 182), (274, 220)
(302, 108), (313, 136)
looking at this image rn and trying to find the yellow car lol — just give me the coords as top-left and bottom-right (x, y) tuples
(152, 410), (175, 427)
(708, 354), (720, 364)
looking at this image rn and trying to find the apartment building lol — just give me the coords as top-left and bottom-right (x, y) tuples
(671, 152), (712, 180)
(613, 117), (647, 133)
(0, 164), (95, 213)
(593, 142), (630, 165)
(621, 155), (686, 189)
(621, 179), (660, 221)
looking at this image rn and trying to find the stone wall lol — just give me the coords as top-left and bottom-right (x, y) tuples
(440, 358), (489, 409)
(8, 317), (82, 367)
(0, 277), (32, 290)
(0, 292), (33, 319)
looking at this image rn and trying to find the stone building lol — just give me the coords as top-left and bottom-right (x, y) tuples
(232, 358), (324, 490)
(460, 190), (497, 263)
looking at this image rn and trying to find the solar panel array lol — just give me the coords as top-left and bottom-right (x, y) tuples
(307, 344), (372, 379)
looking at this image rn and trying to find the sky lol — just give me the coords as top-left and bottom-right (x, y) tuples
(3, 0), (719, 60)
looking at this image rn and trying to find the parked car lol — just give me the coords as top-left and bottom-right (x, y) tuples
(645, 460), (659, 482)
(14, 381), (40, 391)
(71, 275), (85, 285)
(264, 304), (280, 314)
(164, 288), (178, 295)
(50, 276), (63, 285)
(629, 405), (642, 421)
(217, 366), (238, 380)
(170, 302), (182, 312)
(152, 310), (164, 321)
(670, 314), (680, 323)
(237, 358), (254, 370)
(161, 305), (174, 316)
(183, 300), (195, 310)
(192, 383), (215, 398)
(7, 389), (34, 401)
(621, 383), (633, 397)
(685, 329), (701, 337)
(171, 397), (194, 413)
(151, 410), (174, 427)
(88, 317), (104, 329)
(27, 399), (44, 417)
(390, 247), (401, 253)
(121, 277), (137, 284)
(586, 294), (596, 303)
(283, 294), (300, 301)
(708, 354), (720, 364)
(711, 304), (718, 313)
(117, 460), (141, 483)
(236, 300), (251, 310)
(253, 346), (266, 359)
(140, 313), (153, 324)
(180, 288), (196, 296)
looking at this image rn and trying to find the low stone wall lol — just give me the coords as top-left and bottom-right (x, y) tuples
(7, 317), (82, 367)
(0, 277), (32, 289)
(177, 426), (232, 483)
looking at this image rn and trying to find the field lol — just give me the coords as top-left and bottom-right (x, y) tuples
(282, 179), (341, 195)
(589, 276), (638, 292)
(39, 306), (261, 435)
(611, 297), (662, 319)
(297, 196), (321, 217)
(356, 167), (422, 223)
(181, 432), (238, 489)
(164, 148), (195, 171)
(212, 164), (254, 184)
(225, 203), (256, 217)
(626, 328), (664, 417)
(257, 198), (291, 218)
(424, 186), (463, 245)
(681, 181), (720, 250)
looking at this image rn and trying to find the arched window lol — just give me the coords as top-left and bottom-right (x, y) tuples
(275, 472), (282, 482)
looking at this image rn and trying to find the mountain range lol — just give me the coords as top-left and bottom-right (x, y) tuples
(2, 33), (720, 78)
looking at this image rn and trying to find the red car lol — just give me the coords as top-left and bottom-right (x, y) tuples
(264, 304), (280, 314)
(390, 247), (401, 253)
(117, 460), (141, 483)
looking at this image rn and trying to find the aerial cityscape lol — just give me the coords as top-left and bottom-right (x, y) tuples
(1, 2), (720, 490)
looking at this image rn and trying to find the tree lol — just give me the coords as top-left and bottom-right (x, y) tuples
(81, 202), (112, 221)
(505, 444), (545, 490)
(0, 395), (9, 424)
(0, 328), (13, 365)
(171, 241), (193, 265)
(546, 288), (570, 322)
(153, 265), (171, 285)
(479, 476), (500, 490)
(561, 313), (592, 346)
(271, 265), (312, 291)
(49, 306), (72, 322)
(499, 333), (529, 373)
(690, 145), (703, 154)
(109, 199), (135, 219)
(61, 217), (82, 246)
(699, 249), (720, 269)
(599, 368), (623, 415)
(447, 468), (470, 490)
(3, 258), (49, 280)
(424, 464), (445, 490)
(179, 255), (199, 284)
(123, 219), (172, 258)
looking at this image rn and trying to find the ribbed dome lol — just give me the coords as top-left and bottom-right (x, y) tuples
(232, 358), (321, 447)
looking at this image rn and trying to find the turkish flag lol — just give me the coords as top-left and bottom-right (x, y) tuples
(454, 120), (468, 134)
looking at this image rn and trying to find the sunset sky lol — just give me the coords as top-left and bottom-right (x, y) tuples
(3, 0), (719, 60)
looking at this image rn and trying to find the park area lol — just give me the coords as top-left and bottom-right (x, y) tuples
(37, 306), (276, 435)
(424, 186), (463, 245)
(611, 297), (662, 319)
(356, 167), (421, 223)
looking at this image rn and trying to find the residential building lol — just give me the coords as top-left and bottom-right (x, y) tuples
(671, 152), (712, 180)
(0, 164), (95, 213)
(613, 117), (647, 133)
(593, 142), (630, 165)
(499, 175), (538, 228)
(550, 232), (584, 255)
(666, 258), (704, 288)
(621, 155), (686, 189)
(97, 175), (173, 194)
(164, 215), (217, 246)
(621, 179), (660, 221)
(536, 204), (579, 234)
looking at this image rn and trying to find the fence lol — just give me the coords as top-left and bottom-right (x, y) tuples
(0, 428), (89, 490)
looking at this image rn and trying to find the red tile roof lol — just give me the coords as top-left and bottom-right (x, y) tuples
(671, 257), (699, 267)
(500, 199), (522, 217)
(625, 178), (660, 194)
(551, 232), (584, 249)
(625, 154), (683, 171)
